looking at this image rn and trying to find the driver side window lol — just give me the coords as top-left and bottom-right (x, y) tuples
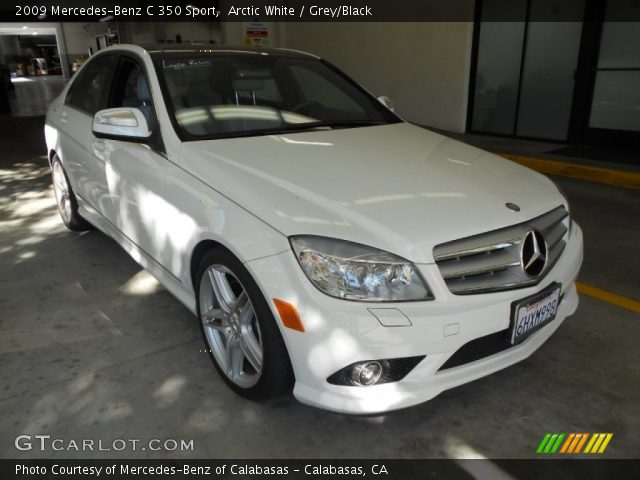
(108, 57), (155, 127)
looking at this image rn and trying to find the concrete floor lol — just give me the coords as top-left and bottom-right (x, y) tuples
(0, 115), (639, 460)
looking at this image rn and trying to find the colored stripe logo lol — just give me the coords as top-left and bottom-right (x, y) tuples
(537, 433), (613, 454)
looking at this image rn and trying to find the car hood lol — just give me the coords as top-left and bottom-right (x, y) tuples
(180, 123), (565, 263)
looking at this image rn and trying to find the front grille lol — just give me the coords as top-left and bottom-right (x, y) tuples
(433, 206), (569, 295)
(438, 330), (513, 371)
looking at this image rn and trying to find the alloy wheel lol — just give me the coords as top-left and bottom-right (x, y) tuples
(199, 265), (264, 388)
(52, 161), (72, 224)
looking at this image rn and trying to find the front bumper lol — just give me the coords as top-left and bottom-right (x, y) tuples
(247, 223), (583, 414)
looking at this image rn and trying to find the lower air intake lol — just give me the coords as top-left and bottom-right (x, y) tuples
(438, 330), (515, 371)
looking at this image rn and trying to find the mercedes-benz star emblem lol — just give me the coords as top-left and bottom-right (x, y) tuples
(520, 230), (548, 277)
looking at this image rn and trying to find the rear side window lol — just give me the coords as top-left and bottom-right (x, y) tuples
(65, 55), (113, 115)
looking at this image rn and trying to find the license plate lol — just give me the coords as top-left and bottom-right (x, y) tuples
(510, 284), (561, 345)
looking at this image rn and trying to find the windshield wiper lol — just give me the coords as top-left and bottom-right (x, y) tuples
(193, 120), (388, 141)
(318, 120), (387, 128)
(280, 120), (387, 132)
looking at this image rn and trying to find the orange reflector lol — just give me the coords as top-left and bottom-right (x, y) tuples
(273, 298), (305, 332)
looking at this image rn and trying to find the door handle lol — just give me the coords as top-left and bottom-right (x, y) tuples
(60, 111), (68, 124)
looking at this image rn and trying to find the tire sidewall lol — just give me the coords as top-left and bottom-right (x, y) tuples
(195, 248), (292, 400)
(51, 156), (88, 231)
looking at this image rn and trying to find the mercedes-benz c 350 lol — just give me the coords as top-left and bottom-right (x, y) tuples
(45, 45), (583, 413)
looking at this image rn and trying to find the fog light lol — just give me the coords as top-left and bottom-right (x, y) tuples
(351, 361), (383, 386)
(327, 356), (425, 386)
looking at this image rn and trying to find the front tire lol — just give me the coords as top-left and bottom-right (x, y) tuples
(196, 248), (294, 400)
(51, 155), (91, 231)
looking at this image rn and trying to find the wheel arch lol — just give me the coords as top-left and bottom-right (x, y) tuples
(192, 237), (296, 396)
(48, 149), (57, 166)
(187, 223), (288, 295)
(190, 239), (234, 292)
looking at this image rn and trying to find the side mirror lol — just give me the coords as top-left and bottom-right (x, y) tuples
(92, 108), (151, 141)
(377, 95), (395, 112)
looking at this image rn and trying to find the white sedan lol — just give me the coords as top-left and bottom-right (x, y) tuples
(45, 44), (583, 414)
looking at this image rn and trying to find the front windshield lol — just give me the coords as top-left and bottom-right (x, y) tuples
(156, 52), (400, 140)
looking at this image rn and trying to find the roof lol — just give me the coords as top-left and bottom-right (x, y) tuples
(136, 44), (318, 59)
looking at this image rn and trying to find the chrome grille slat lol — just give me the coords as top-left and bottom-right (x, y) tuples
(438, 247), (521, 279)
(545, 222), (568, 251)
(435, 238), (520, 261)
(545, 239), (566, 273)
(528, 207), (568, 232)
(444, 266), (536, 293)
(434, 206), (570, 295)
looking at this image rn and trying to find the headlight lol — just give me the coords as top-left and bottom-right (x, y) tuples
(290, 235), (433, 302)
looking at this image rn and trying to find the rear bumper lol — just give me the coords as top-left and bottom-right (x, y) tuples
(247, 223), (583, 414)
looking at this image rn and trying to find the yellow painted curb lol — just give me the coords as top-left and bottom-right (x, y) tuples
(498, 153), (640, 190)
(577, 282), (640, 314)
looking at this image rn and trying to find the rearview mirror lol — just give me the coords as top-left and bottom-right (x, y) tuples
(377, 95), (395, 112)
(92, 108), (151, 141)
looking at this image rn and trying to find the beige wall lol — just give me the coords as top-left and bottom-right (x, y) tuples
(157, 23), (222, 45)
(61, 22), (109, 57)
(277, 22), (474, 132)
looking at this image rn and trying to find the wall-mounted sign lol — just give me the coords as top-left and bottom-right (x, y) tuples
(244, 22), (270, 47)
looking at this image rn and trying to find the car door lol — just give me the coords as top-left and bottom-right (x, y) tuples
(57, 54), (116, 221)
(100, 54), (170, 268)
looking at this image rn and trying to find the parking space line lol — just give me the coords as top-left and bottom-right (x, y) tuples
(576, 282), (640, 314)
(498, 153), (640, 189)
